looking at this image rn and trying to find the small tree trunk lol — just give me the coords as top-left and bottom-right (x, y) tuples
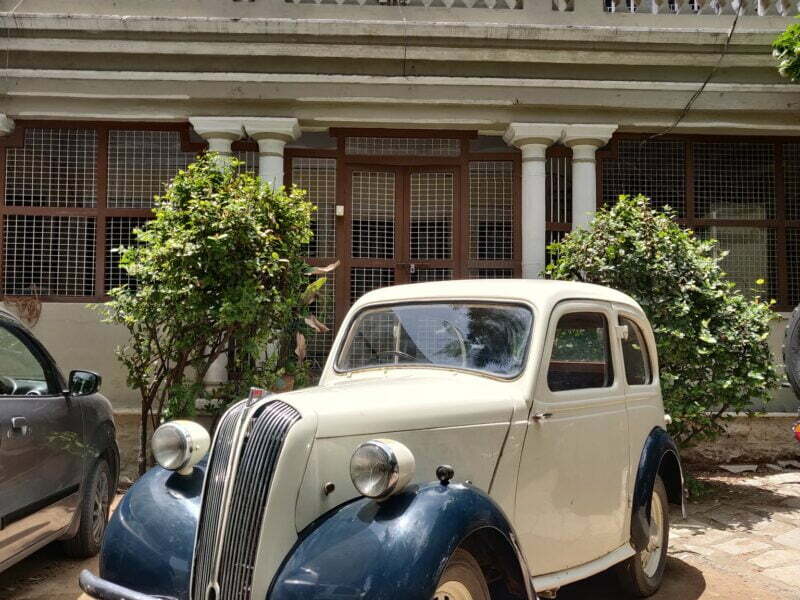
(139, 400), (149, 476)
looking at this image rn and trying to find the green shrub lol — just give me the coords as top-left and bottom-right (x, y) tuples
(546, 194), (779, 446)
(774, 21), (800, 82)
(102, 154), (332, 474)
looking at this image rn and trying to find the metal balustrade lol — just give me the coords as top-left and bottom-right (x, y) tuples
(599, 0), (798, 14)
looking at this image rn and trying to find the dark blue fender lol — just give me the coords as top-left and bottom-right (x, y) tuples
(631, 427), (685, 552)
(99, 461), (205, 600)
(270, 482), (535, 600)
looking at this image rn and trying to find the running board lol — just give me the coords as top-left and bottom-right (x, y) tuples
(531, 543), (636, 593)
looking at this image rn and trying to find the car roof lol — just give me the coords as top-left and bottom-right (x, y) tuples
(353, 279), (645, 316)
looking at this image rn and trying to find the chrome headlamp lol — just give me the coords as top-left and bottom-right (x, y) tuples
(350, 439), (415, 500)
(151, 420), (210, 475)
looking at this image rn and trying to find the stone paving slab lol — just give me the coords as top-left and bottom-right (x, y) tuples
(669, 468), (800, 598)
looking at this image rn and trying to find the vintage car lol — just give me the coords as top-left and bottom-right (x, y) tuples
(79, 279), (684, 600)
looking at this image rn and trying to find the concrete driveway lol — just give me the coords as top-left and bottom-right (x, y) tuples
(1, 470), (799, 599)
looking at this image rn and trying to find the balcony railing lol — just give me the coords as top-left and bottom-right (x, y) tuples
(595, 0), (797, 14)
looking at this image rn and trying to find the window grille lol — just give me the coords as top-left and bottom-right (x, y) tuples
(346, 137), (460, 157)
(4, 215), (96, 296)
(545, 230), (568, 268)
(410, 171), (454, 261)
(293, 158), (337, 258)
(469, 161), (514, 261)
(5, 128), (96, 208)
(108, 130), (199, 209)
(307, 275), (335, 370)
(469, 268), (514, 279)
(785, 143), (800, 221)
(351, 170), (395, 259)
(694, 142), (775, 220)
(601, 139), (685, 216)
(546, 153), (572, 225)
(350, 267), (395, 304)
(412, 268), (453, 282)
(233, 149), (259, 175)
(105, 217), (150, 292)
(788, 229), (800, 307)
(697, 227), (777, 301)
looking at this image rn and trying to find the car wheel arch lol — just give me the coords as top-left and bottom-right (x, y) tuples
(630, 427), (685, 552)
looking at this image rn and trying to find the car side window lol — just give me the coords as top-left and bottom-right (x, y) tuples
(547, 311), (614, 392)
(620, 317), (652, 385)
(0, 325), (52, 396)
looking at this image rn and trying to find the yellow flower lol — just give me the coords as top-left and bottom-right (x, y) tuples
(755, 278), (765, 285)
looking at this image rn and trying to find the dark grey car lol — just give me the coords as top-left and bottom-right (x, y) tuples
(0, 309), (119, 572)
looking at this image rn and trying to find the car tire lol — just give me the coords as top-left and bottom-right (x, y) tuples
(433, 548), (490, 600)
(62, 458), (112, 558)
(616, 475), (670, 598)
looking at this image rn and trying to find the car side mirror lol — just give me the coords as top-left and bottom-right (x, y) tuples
(68, 370), (101, 396)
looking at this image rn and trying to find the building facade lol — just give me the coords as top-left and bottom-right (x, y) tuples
(1, 0), (799, 455)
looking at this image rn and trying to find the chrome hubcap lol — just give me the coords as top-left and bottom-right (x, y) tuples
(434, 581), (474, 600)
(641, 490), (665, 578)
(92, 471), (110, 544)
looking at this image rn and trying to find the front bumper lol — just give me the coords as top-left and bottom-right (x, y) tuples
(79, 570), (173, 600)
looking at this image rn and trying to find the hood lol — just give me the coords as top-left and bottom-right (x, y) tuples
(275, 370), (518, 439)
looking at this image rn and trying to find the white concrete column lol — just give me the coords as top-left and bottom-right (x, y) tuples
(504, 123), (565, 279)
(0, 114), (14, 136)
(563, 124), (618, 230)
(241, 118), (301, 189)
(188, 117), (244, 166)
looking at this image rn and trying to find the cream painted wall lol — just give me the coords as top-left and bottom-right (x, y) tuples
(4, 301), (140, 411)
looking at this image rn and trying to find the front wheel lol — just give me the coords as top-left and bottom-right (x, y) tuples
(616, 476), (670, 597)
(433, 548), (490, 600)
(62, 458), (112, 558)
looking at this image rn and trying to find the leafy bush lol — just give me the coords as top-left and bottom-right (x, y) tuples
(774, 21), (800, 82)
(546, 194), (779, 446)
(102, 154), (332, 474)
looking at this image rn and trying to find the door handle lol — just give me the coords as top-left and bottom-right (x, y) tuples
(10, 416), (29, 435)
(531, 412), (553, 423)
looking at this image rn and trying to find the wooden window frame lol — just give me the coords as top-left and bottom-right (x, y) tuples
(598, 132), (797, 311)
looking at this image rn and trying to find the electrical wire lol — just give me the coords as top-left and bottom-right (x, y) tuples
(644, 7), (742, 144)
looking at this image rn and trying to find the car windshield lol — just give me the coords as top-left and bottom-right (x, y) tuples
(336, 302), (533, 378)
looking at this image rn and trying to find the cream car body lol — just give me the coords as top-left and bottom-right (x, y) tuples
(81, 279), (685, 600)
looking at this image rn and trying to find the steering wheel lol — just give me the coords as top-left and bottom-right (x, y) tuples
(376, 349), (422, 363)
(441, 321), (468, 367)
(0, 375), (17, 395)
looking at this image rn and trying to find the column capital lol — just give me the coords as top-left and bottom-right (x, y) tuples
(241, 117), (301, 143)
(563, 124), (618, 149)
(188, 116), (245, 141)
(0, 114), (14, 136)
(503, 123), (565, 151)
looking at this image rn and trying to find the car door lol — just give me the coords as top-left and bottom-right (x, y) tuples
(0, 320), (83, 565)
(515, 301), (630, 576)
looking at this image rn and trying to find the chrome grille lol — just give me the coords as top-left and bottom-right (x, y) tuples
(192, 401), (300, 600)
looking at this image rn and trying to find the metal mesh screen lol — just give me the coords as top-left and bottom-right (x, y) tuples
(233, 149), (259, 174)
(105, 217), (150, 292)
(5, 128), (97, 208)
(307, 274), (335, 370)
(698, 226), (777, 300)
(469, 268), (514, 279)
(788, 229), (800, 307)
(785, 144), (800, 221)
(351, 171), (395, 259)
(107, 130), (198, 208)
(469, 161), (514, 260)
(412, 268), (453, 282)
(694, 142), (775, 220)
(546, 154), (572, 224)
(410, 171), (453, 261)
(3, 215), (96, 296)
(350, 267), (394, 303)
(293, 158), (337, 258)
(346, 137), (460, 157)
(601, 139), (685, 215)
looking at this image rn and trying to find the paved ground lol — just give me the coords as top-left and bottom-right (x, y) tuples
(2, 469), (800, 599)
